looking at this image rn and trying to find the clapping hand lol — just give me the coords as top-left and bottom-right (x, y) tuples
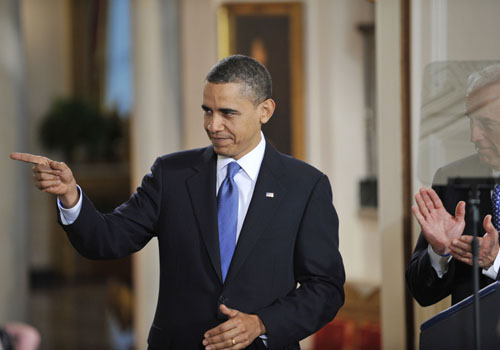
(450, 214), (500, 269)
(412, 188), (466, 256)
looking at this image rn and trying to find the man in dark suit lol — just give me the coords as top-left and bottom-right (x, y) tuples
(11, 55), (345, 349)
(406, 64), (500, 306)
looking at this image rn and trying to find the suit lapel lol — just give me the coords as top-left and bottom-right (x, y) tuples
(186, 147), (223, 283)
(225, 143), (286, 284)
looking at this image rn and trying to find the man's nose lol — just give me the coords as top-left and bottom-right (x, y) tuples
(207, 114), (224, 133)
(470, 120), (485, 143)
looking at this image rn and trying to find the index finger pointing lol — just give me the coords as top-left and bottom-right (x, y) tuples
(10, 153), (51, 166)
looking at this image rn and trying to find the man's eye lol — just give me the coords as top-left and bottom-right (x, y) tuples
(475, 117), (495, 127)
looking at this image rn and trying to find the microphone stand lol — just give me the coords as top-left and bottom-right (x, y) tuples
(469, 184), (481, 350)
(448, 177), (494, 350)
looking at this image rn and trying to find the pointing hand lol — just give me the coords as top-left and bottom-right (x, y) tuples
(10, 152), (79, 208)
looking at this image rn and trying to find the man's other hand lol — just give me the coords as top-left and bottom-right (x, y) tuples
(450, 214), (500, 269)
(412, 188), (466, 256)
(202, 304), (266, 350)
(10, 152), (79, 208)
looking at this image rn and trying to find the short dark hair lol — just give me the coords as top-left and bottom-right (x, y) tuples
(205, 54), (272, 105)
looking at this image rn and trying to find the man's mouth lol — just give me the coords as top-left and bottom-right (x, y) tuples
(210, 135), (232, 145)
(476, 146), (492, 152)
(475, 142), (493, 152)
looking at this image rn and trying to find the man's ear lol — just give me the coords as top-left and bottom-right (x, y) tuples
(259, 99), (276, 125)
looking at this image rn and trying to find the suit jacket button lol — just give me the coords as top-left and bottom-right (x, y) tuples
(218, 295), (227, 304)
(217, 295), (229, 320)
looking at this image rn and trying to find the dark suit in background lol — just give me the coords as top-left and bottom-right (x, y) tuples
(60, 141), (345, 349)
(406, 154), (500, 306)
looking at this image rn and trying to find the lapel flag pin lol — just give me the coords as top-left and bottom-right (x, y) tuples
(266, 192), (274, 198)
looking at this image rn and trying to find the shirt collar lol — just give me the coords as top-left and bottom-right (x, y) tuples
(216, 131), (266, 182)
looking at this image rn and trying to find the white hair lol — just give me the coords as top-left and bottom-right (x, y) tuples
(466, 64), (500, 98)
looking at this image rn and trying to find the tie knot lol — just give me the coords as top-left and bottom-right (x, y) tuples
(227, 162), (241, 179)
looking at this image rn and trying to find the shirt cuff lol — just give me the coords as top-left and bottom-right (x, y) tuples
(482, 248), (500, 280)
(428, 244), (452, 278)
(57, 185), (83, 225)
(259, 334), (267, 347)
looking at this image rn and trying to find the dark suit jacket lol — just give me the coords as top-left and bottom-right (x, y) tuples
(406, 154), (500, 306)
(60, 142), (345, 349)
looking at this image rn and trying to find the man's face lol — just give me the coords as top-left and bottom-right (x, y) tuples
(202, 82), (274, 160)
(467, 83), (500, 170)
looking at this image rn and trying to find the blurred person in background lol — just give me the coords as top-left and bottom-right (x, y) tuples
(0, 323), (40, 350)
(407, 64), (500, 306)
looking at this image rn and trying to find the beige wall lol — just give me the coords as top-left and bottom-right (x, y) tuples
(0, 0), (28, 322)
(21, 0), (72, 272)
(0, 0), (74, 325)
(446, 0), (500, 60)
(376, 1), (407, 348)
(181, 0), (219, 150)
(0, 0), (72, 323)
(305, 0), (378, 284)
(131, 0), (182, 346)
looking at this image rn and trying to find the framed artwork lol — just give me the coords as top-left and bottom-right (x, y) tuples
(218, 2), (304, 159)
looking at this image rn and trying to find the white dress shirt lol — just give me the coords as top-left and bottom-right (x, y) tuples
(58, 185), (83, 225)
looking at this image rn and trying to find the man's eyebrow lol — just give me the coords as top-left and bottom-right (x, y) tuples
(218, 107), (240, 115)
(201, 105), (240, 115)
(466, 97), (499, 116)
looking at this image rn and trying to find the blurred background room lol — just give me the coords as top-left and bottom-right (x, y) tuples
(1, 0), (500, 349)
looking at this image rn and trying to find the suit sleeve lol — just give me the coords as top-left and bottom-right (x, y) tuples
(255, 175), (345, 348)
(59, 158), (163, 260)
(405, 233), (457, 306)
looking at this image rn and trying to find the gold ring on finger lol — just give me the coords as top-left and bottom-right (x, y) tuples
(232, 338), (236, 345)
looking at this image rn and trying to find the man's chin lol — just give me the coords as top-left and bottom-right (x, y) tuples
(478, 153), (500, 170)
(212, 145), (233, 158)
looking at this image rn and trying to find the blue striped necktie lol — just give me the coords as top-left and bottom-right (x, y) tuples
(493, 184), (500, 231)
(218, 161), (241, 282)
